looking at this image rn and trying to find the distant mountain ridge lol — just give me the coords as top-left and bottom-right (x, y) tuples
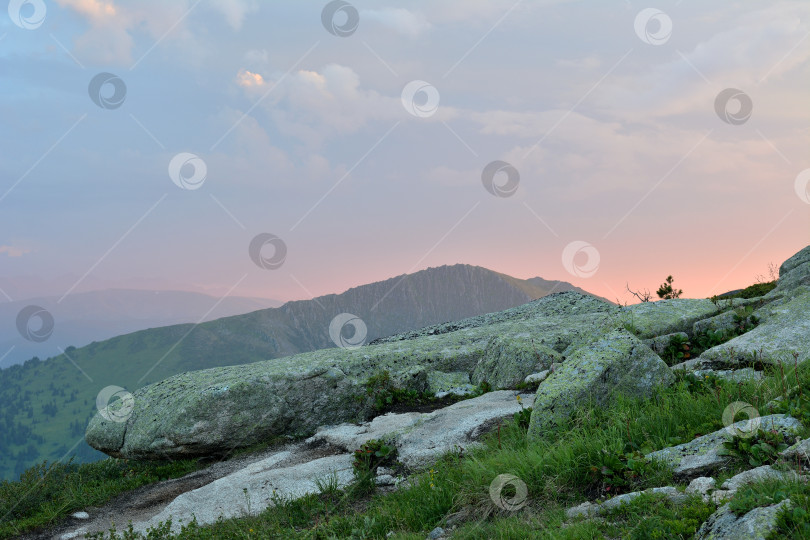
(0, 289), (281, 368)
(0, 264), (602, 479)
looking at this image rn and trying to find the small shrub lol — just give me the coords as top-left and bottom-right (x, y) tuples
(661, 334), (691, 366)
(352, 439), (396, 478)
(360, 371), (428, 412)
(774, 493), (810, 539)
(721, 429), (791, 468)
(656, 275), (682, 300)
(588, 445), (653, 496)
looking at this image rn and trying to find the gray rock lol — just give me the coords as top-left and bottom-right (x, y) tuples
(566, 486), (688, 519)
(375, 474), (397, 486)
(621, 299), (720, 339)
(697, 286), (810, 368)
(528, 329), (674, 438)
(373, 291), (618, 345)
(712, 490), (734, 504)
(60, 529), (86, 540)
(686, 476), (716, 497)
(693, 309), (746, 337)
(309, 390), (533, 469)
(426, 371), (472, 394)
(721, 465), (802, 492)
(781, 437), (810, 465)
(70, 511), (90, 520)
(692, 368), (763, 382)
(428, 526), (445, 539)
(524, 370), (550, 384)
(770, 244), (810, 295)
(134, 449), (354, 533)
(644, 332), (689, 357)
(696, 500), (791, 540)
(86, 292), (616, 459)
(646, 415), (803, 479)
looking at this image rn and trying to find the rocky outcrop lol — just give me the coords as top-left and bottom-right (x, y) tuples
(781, 437), (810, 466)
(646, 415), (803, 479)
(527, 329), (674, 438)
(308, 390), (533, 469)
(566, 486), (689, 519)
(621, 298), (720, 338)
(86, 292), (610, 460)
(720, 465), (802, 492)
(769, 244), (810, 295)
(695, 500), (791, 540)
(697, 288), (810, 368)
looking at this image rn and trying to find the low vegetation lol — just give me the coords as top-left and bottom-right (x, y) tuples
(0, 457), (200, 538)
(0, 349), (803, 539)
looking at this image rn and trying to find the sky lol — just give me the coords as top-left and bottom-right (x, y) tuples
(1, 0), (808, 306)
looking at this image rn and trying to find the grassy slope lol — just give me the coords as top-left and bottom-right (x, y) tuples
(4, 354), (808, 539)
(0, 265), (590, 480)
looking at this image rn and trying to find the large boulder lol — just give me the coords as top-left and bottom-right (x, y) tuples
(86, 292), (614, 459)
(769, 244), (810, 295)
(695, 500), (791, 540)
(696, 287), (810, 368)
(620, 298), (720, 339)
(527, 329), (674, 439)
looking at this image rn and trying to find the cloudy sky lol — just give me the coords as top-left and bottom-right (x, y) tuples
(1, 0), (808, 305)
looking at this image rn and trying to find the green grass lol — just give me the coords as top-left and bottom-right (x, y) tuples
(0, 457), (201, 538)
(64, 360), (808, 539)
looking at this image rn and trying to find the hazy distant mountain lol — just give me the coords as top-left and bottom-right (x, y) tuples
(0, 274), (257, 300)
(0, 290), (281, 367)
(0, 264), (603, 479)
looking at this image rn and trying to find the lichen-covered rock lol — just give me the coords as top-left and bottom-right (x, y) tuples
(524, 370), (550, 385)
(308, 390), (533, 470)
(686, 477), (717, 500)
(644, 332), (689, 358)
(692, 308), (749, 337)
(133, 450), (355, 534)
(769, 244), (810, 295)
(781, 437), (810, 465)
(620, 298), (720, 339)
(527, 329), (674, 439)
(695, 500), (791, 540)
(646, 415), (803, 479)
(566, 486), (689, 519)
(86, 292), (616, 459)
(697, 287), (810, 368)
(471, 337), (562, 388)
(692, 368), (763, 383)
(426, 371), (474, 396)
(371, 291), (618, 344)
(720, 465), (802, 492)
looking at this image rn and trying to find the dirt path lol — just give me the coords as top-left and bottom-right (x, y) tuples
(18, 442), (332, 540)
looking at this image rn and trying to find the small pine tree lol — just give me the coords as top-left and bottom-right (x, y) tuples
(656, 275), (682, 299)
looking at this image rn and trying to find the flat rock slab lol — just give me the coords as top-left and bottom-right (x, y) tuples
(86, 292), (616, 460)
(621, 298), (720, 339)
(698, 287), (810, 368)
(721, 464), (803, 492)
(308, 390), (533, 469)
(696, 500), (791, 540)
(646, 415), (803, 479)
(692, 368), (762, 382)
(528, 329), (674, 438)
(781, 437), (810, 465)
(133, 448), (354, 534)
(566, 486), (688, 519)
